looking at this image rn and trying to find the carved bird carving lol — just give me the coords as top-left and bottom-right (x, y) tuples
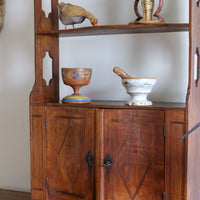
(57, 2), (98, 29)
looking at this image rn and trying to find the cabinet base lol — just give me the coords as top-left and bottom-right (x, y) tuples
(62, 95), (91, 103)
(129, 21), (164, 24)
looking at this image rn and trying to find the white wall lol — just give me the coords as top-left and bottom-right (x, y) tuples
(0, 0), (188, 192)
(59, 0), (189, 102)
(0, 0), (34, 192)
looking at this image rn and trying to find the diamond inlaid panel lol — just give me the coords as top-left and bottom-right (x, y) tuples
(57, 120), (82, 190)
(46, 107), (95, 200)
(102, 109), (164, 200)
(117, 126), (151, 199)
(55, 118), (87, 195)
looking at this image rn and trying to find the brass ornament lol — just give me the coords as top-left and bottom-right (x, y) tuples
(130, 0), (164, 24)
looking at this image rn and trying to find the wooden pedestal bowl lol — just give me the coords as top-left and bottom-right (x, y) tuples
(62, 68), (92, 103)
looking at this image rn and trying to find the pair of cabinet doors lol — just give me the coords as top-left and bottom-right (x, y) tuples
(46, 106), (164, 200)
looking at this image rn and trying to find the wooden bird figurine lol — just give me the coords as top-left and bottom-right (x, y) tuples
(58, 2), (98, 29)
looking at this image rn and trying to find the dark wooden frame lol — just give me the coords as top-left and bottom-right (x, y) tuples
(30, 0), (200, 199)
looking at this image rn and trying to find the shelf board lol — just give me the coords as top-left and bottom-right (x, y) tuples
(37, 23), (189, 37)
(37, 101), (186, 110)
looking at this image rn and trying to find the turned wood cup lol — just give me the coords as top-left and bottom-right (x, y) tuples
(62, 68), (92, 103)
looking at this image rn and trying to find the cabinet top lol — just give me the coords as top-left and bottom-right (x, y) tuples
(32, 100), (186, 110)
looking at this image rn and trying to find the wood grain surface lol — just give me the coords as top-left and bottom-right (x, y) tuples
(0, 189), (30, 200)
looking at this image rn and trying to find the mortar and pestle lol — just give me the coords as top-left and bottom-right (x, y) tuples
(113, 66), (156, 106)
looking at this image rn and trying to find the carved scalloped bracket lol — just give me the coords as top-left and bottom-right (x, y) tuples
(194, 47), (200, 87)
(43, 51), (53, 86)
(30, 35), (59, 103)
(42, 0), (52, 18)
(34, 0), (58, 32)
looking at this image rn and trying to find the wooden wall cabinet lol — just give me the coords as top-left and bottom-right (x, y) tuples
(30, 104), (185, 200)
(30, 0), (200, 199)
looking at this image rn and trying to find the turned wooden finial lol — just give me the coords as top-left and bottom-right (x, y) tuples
(133, 0), (164, 23)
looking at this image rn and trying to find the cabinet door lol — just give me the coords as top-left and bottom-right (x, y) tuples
(46, 107), (95, 200)
(97, 109), (164, 200)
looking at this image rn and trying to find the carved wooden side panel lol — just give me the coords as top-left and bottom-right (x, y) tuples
(34, 0), (58, 32)
(30, 35), (59, 103)
(31, 0), (59, 103)
(30, 105), (46, 200)
(165, 109), (186, 200)
(187, 0), (200, 129)
(46, 107), (95, 200)
(186, 0), (200, 199)
(97, 109), (164, 200)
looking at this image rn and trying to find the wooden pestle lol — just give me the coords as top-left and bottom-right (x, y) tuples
(113, 66), (133, 79)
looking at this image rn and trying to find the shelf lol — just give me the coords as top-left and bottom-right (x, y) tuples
(37, 23), (189, 37)
(38, 100), (186, 110)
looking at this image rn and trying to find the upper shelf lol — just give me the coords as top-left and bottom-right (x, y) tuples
(37, 23), (189, 37)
